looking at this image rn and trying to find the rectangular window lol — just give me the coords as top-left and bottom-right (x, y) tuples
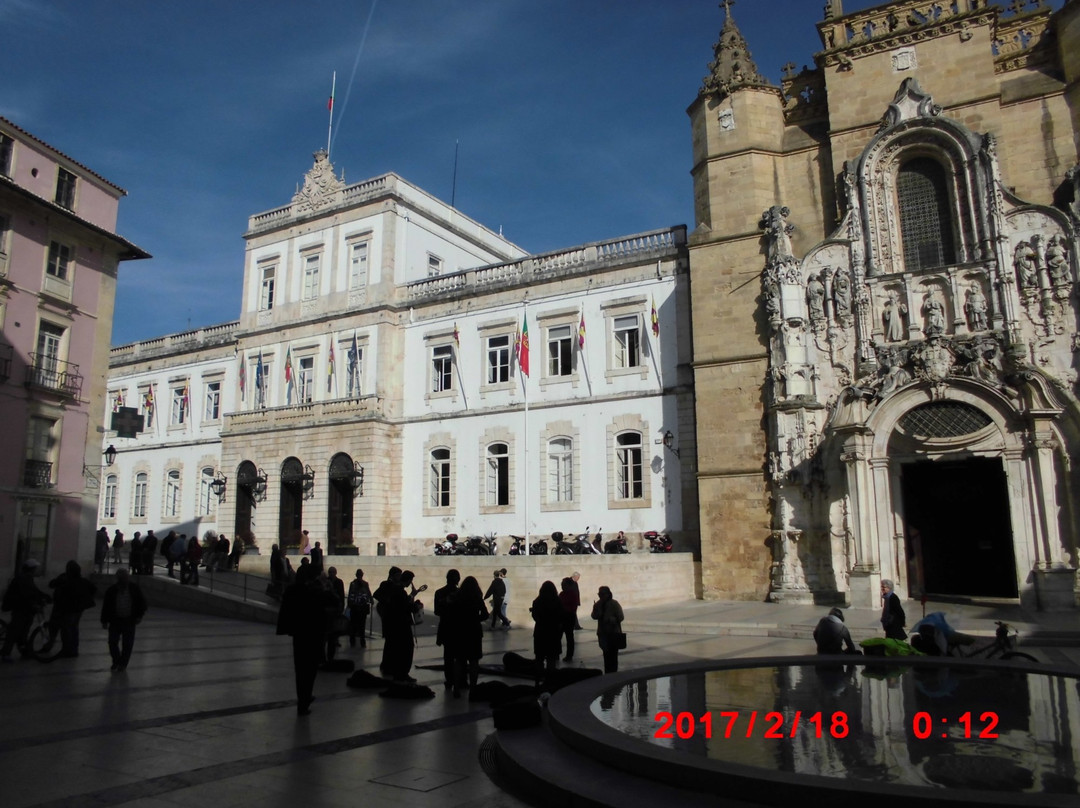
(298, 356), (315, 403)
(302, 253), (320, 300)
(171, 386), (188, 425)
(349, 241), (369, 289)
(616, 433), (644, 500)
(103, 475), (118, 519)
(46, 241), (72, 280)
(427, 253), (442, 277)
(36, 322), (64, 371)
(54, 168), (76, 209)
(0, 133), (12, 177)
(432, 344), (453, 392)
(0, 213), (10, 269)
(204, 381), (221, 421)
(547, 325), (573, 377)
(253, 358), (271, 408)
(133, 473), (148, 518)
(613, 315), (641, 368)
(485, 443), (510, 506)
(200, 468), (216, 516)
(430, 448), (451, 507)
(164, 470), (181, 518)
(548, 438), (573, 503)
(486, 335), (510, 384)
(260, 266), (276, 310)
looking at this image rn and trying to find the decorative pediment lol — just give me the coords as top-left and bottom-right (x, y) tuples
(878, 78), (941, 131)
(291, 150), (346, 215)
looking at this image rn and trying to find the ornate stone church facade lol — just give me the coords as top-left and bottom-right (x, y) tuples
(689, 0), (1080, 609)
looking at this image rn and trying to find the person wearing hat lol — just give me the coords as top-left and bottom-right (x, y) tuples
(1, 560), (51, 661)
(813, 607), (857, 655)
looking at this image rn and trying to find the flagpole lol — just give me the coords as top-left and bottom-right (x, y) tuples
(522, 303), (529, 556)
(327, 71), (336, 157)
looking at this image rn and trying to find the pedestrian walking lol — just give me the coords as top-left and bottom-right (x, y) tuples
(100, 568), (148, 672)
(1, 560), (51, 661)
(447, 575), (488, 697)
(531, 581), (563, 684)
(48, 561), (96, 657)
(591, 585), (624, 673)
(483, 570), (510, 629)
(277, 564), (336, 715)
(94, 527), (110, 574)
(880, 579), (907, 640)
(127, 532), (142, 574)
(434, 569), (460, 687)
(559, 577), (579, 662)
(111, 530), (125, 565)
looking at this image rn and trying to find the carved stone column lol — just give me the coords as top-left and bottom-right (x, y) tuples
(841, 440), (880, 608)
(1027, 431), (1079, 609)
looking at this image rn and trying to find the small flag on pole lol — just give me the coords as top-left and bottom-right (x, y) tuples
(651, 296), (660, 338)
(328, 342), (335, 393)
(239, 353), (246, 399)
(518, 315), (530, 377)
(453, 322), (460, 348)
(256, 348), (265, 405)
(285, 347), (293, 384)
(144, 385), (155, 427)
(578, 307), (586, 349)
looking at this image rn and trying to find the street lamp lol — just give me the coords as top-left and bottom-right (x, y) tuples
(210, 472), (227, 502)
(663, 430), (680, 459)
(104, 445), (117, 466)
(350, 462), (365, 498)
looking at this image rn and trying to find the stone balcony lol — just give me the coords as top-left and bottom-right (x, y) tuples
(223, 394), (379, 435)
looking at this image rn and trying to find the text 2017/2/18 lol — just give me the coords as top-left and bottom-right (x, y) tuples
(654, 711), (850, 740)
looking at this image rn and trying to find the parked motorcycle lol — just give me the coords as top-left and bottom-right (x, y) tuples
(508, 535), (549, 555)
(646, 530), (673, 553)
(554, 527), (602, 555)
(434, 533), (465, 556)
(464, 533), (498, 555)
(603, 530), (630, 554)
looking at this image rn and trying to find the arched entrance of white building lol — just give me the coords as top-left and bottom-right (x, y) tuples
(234, 460), (261, 544)
(279, 457), (306, 544)
(327, 452), (356, 552)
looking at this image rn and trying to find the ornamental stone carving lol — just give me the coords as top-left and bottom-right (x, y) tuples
(761, 206), (796, 268)
(882, 291), (907, 342)
(964, 283), (988, 331)
(292, 150), (346, 214)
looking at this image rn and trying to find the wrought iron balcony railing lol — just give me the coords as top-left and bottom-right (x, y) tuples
(23, 459), (53, 488)
(25, 353), (82, 398)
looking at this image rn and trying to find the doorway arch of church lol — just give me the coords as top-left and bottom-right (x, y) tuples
(841, 380), (1047, 607)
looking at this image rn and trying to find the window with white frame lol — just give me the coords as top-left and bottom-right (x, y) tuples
(431, 344), (453, 393)
(35, 321), (64, 375)
(615, 431), (644, 500)
(46, 241), (73, 281)
(54, 168), (76, 209)
(613, 314), (641, 368)
(547, 437), (573, 503)
(427, 253), (443, 277)
(298, 356), (315, 403)
(204, 380), (221, 421)
(164, 469), (181, 517)
(430, 448), (451, 508)
(140, 386), (155, 428)
(200, 467), (216, 516)
(259, 264), (276, 310)
(103, 475), (118, 519)
(170, 385), (188, 425)
(349, 240), (369, 289)
(547, 325), (573, 377)
(302, 253), (321, 300)
(486, 335), (511, 384)
(251, 356), (272, 409)
(133, 473), (148, 519)
(485, 443), (510, 507)
(0, 212), (10, 272)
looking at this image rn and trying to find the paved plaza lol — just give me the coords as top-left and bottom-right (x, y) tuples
(1, 578), (1077, 808)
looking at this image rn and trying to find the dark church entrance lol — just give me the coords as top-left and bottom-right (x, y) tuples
(900, 456), (1018, 598)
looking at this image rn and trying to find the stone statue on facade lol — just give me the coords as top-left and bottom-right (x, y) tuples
(1046, 236), (1070, 285)
(922, 291), (946, 336)
(1066, 165), (1080, 224)
(832, 271), (852, 318)
(807, 273), (826, 324)
(761, 206), (796, 267)
(1013, 239), (1037, 288)
(882, 291), (907, 342)
(964, 283), (988, 331)
(877, 348), (912, 396)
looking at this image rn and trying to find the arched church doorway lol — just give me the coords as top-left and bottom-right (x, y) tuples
(900, 456), (1018, 598)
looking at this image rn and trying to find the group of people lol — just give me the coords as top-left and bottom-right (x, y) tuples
(2, 560), (147, 672)
(812, 578), (909, 654)
(93, 527), (243, 579)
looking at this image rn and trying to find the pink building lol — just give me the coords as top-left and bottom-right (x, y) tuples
(0, 118), (149, 581)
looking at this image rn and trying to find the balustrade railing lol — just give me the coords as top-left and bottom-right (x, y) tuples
(23, 459), (53, 488)
(25, 353), (82, 397)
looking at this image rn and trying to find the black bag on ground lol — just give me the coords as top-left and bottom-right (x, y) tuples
(502, 651), (540, 676)
(493, 696), (542, 730)
(347, 669), (390, 689)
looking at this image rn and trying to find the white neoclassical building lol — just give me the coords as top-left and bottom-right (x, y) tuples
(102, 152), (698, 556)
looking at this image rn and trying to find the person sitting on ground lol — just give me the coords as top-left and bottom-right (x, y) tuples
(813, 607), (857, 655)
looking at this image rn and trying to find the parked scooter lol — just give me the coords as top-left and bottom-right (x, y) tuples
(603, 530), (630, 554)
(434, 533), (465, 556)
(646, 530), (673, 553)
(508, 535), (549, 555)
(464, 533), (498, 555)
(554, 527), (602, 555)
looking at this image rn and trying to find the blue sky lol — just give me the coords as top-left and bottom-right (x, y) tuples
(1, 0), (1061, 345)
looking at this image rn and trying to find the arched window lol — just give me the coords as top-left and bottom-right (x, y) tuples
(133, 473), (148, 518)
(615, 432), (643, 500)
(200, 467), (216, 516)
(103, 475), (118, 519)
(165, 469), (181, 517)
(430, 448), (451, 508)
(485, 443), (509, 506)
(547, 438), (573, 502)
(897, 157), (956, 271)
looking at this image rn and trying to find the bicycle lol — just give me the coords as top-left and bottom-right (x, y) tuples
(947, 621), (1038, 663)
(25, 605), (63, 662)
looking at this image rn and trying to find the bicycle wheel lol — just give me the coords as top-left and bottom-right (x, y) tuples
(27, 625), (50, 657)
(1001, 651), (1039, 663)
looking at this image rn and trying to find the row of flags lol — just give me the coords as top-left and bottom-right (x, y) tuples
(239, 333), (364, 403)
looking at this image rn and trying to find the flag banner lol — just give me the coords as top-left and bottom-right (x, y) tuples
(144, 385), (156, 427)
(519, 315), (530, 377)
(651, 296), (660, 338)
(285, 347), (293, 384)
(328, 342), (336, 393)
(256, 349), (265, 406)
(348, 331), (360, 397)
(239, 353), (246, 400)
(453, 322), (460, 348)
(578, 308), (586, 349)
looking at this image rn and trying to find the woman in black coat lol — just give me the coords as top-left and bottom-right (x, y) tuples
(530, 581), (563, 684)
(446, 576), (488, 696)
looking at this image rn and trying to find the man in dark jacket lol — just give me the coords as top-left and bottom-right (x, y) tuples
(433, 569), (460, 687)
(100, 568), (148, 672)
(1, 560), (51, 660)
(141, 531), (158, 575)
(277, 565), (336, 715)
(49, 561), (96, 657)
(482, 570), (510, 630)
